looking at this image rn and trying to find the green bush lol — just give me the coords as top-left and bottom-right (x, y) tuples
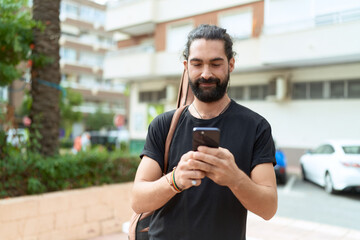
(0, 148), (140, 198)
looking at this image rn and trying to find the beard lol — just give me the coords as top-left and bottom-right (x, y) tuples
(189, 71), (230, 103)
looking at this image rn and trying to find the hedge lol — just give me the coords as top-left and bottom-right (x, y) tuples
(0, 147), (140, 198)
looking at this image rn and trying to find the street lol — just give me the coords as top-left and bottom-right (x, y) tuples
(276, 173), (360, 231)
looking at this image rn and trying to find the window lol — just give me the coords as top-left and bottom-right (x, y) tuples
(291, 82), (323, 99)
(166, 23), (193, 52)
(79, 75), (97, 87)
(61, 32), (77, 38)
(79, 6), (95, 22)
(249, 85), (268, 100)
(309, 82), (323, 99)
(292, 80), (360, 100)
(314, 145), (334, 154)
(330, 81), (344, 98)
(79, 52), (103, 67)
(348, 80), (360, 98)
(323, 145), (335, 154)
(219, 10), (253, 40)
(342, 145), (360, 154)
(60, 47), (77, 63)
(265, 0), (312, 34)
(64, 74), (77, 82)
(98, 36), (114, 48)
(314, 0), (360, 25)
(60, 2), (78, 19)
(314, 145), (325, 154)
(292, 83), (307, 99)
(94, 10), (105, 26)
(61, 74), (67, 82)
(228, 86), (245, 100)
(139, 89), (166, 103)
(80, 33), (98, 45)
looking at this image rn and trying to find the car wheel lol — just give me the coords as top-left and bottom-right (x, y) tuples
(277, 173), (287, 185)
(301, 165), (308, 181)
(324, 173), (335, 194)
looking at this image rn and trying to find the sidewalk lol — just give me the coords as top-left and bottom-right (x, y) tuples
(89, 166), (360, 240)
(89, 212), (360, 240)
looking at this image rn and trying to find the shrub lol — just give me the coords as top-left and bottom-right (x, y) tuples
(0, 148), (140, 198)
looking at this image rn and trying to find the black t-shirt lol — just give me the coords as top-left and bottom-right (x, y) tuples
(141, 100), (276, 240)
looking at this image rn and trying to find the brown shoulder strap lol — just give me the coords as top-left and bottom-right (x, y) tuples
(164, 68), (193, 173)
(163, 105), (187, 173)
(176, 69), (194, 108)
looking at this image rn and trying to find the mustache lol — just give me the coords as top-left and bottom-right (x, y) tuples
(195, 77), (220, 84)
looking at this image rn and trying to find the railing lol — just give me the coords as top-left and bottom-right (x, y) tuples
(60, 12), (105, 27)
(264, 8), (360, 35)
(61, 35), (115, 49)
(315, 8), (360, 26)
(61, 81), (125, 93)
(106, 44), (155, 57)
(60, 58), (104, 69)
(72, 105), (125, 114)
(263, 19), (315, 35)
(107, 0), (143, 8)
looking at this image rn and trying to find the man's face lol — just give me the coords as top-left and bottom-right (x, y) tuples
(184, 39), (235, 103)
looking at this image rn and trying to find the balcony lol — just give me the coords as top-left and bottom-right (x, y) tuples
(103, 38), (262, 80)
(60, 35), (115, 51)
(233, 38), (262, 72)
(104, 48), (155, 79)
(154, 52), (184, 76)
(104, 50), (185, 80)
(61, 79), (126, 93)
(106, 0), (156, 35)
(106, 0), (260, 35)
(261, 20), (360, 67)
(72, 104), (125, 114)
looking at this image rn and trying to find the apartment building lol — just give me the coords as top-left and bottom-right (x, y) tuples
(59, 0), (128, 136)
(5, 0), (127, 135)
(104, 0), (360, 157)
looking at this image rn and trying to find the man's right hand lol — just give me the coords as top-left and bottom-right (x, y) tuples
(174, 151), (207, 189)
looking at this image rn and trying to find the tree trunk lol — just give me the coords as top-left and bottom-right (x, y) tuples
(30, 0), (61, 156)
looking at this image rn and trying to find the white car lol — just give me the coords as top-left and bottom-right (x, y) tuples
(300, 140), (360, 194)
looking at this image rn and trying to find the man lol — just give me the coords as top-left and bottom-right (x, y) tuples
(131, 24), (277, 240)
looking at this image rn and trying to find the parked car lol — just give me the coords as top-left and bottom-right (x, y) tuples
(90, 130), (116, 151)
(275, 149), (287, 184)
(300, 140), (360, 194)
(89, 129), (129, 151)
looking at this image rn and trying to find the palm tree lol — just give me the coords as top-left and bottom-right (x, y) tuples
(29, 0), (61, 156)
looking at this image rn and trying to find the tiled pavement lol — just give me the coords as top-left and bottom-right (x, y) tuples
(89, 211), (360, 240)
(89, 167), (360, 240)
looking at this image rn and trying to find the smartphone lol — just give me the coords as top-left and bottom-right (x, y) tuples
(192, 127), (220, 151)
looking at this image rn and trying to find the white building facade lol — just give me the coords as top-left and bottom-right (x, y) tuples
(60, 0), (128, 118)
(104, 0), (360, 159)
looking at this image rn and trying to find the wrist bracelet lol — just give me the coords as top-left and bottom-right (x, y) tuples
(171, 167), (183, 192)
(164, 173), (179, 193)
